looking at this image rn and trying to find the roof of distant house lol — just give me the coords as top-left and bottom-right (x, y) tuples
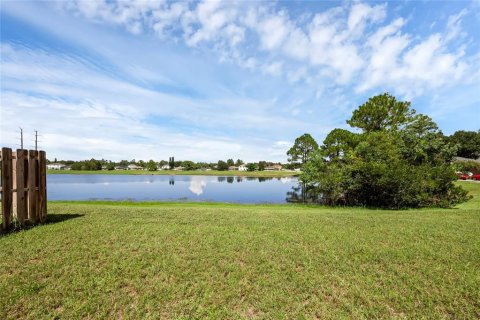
(454, 156), (480, 163)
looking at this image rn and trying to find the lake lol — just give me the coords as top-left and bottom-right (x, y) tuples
(47, 174), (307, 204)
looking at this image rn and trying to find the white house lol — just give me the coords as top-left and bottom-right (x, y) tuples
(127, 164), (143, 170)
(160, 164), (171, 170)
(238, 164), (247, 171)
(47, 163), (66, 170)
(265, 164), (282, 171)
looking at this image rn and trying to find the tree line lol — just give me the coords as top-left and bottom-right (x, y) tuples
(48, 158), (286, 172)
(287, 93), (479, 208)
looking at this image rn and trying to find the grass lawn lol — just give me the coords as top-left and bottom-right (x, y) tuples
(47, 169), (298, 177)
(1, 182), (479, 319)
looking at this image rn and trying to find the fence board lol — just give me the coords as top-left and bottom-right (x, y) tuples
(15, 150), (28, 225)
(39, 151), (47, 223)
(28, 150), (39, 224)
(1, 147), (13, 231)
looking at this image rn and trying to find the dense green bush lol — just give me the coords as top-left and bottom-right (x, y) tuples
(300, 93), (470, 209)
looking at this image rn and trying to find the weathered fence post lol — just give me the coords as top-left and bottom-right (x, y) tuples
(28, 150), (39, 224)
(15, 149), (28, 225)
(1, 147), (13, 231)
(39, 151), (47, 223)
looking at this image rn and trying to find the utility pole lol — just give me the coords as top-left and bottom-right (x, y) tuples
(35, 130), (38, 151)
(20, 127), (24, 149)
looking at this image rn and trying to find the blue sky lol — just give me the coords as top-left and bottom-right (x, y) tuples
(1, 0), (479, 162)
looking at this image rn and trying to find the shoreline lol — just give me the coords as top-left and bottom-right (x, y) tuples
(47, 169), (299, 177)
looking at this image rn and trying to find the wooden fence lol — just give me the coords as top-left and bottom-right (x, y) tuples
(1, 147), (47, 231)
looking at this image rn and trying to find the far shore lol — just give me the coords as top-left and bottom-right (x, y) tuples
(47, 169), (299, 177)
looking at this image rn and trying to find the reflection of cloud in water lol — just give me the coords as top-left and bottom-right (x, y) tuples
(280, 177), (292, 184)
(189, 176), (207, 195)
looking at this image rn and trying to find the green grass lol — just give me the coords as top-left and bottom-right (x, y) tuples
(1, 182), (479, 319)
(48, 169), (298, 177)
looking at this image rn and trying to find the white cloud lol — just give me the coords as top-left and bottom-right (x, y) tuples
(357, 10), (470, 97)
(257, 11), (291, 50)
(445, 8), (468, 42)
(57, 0), (478, 94)
(347, 2), (386, 35)
(262, 61), (283, 76)
(1, 42), (311, 161)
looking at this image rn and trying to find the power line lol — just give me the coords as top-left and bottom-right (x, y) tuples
(20, 127), (23, 149)
(34, 130), (39, 151)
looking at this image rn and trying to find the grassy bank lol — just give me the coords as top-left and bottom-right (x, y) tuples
(47, 169), (298, 177)
(0, 182), (479, 319)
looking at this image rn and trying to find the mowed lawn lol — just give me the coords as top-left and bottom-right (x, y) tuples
(1, 183), (479, 319)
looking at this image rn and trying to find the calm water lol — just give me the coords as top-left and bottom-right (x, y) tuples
(47, 174), (304, 204)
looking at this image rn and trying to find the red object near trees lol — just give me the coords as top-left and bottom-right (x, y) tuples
(457, 173), (470, 180)
(472, 174), (480, 181)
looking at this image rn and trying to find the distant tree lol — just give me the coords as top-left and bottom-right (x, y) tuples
(146, 160), (157, 171)
(138, 160), (146, 169)
(107, 163), (115, 170)
(258, 161), (267, 171)
(119, 160), (129, 167)
(235, 159), (244, 166)
(449, 130), (480, 159)
(70, 162), (82, 170)
(181, 160), (197, 170)
(287, 133), (319, 166)
(159, 160), (168, 167)
(226, 159), (235, 166)
(217, 160), (229, 171)
(246, 163), (257, 171)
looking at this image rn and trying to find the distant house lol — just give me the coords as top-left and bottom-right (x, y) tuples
(127, 164), (143, 170)
(47, 163), (66, 170)
(238, 164), (247, 171)
(174, 166), (184, 171)
(159, 164), (171, 170)
(265, 164), (282, 171)
(228, 166), (238, 171)
(454, 156), (480, 164)
(114, 166), (127, 170)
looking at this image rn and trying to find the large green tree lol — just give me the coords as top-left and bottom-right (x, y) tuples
(301, 93), (469, 208)
(287, 133), (319, 166)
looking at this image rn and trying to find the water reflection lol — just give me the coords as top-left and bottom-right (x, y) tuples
(189, 176), (207, 195)
(47, 174), (308, 204)
(285, 183), (319, 204)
